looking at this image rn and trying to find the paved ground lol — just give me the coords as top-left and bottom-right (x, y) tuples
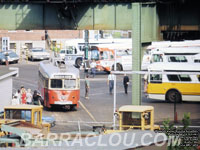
(1, 59), (200, 149)
(4, 60), (200, 129)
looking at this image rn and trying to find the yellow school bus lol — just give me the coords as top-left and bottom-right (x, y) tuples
(146, 62), (200, 102)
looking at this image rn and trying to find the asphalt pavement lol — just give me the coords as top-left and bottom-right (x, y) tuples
(2, 60), (200, 133)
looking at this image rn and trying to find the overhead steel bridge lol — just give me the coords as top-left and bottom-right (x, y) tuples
(0, 0), (199, 40)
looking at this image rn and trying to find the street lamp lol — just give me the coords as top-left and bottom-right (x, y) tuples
(113, 49), (117, 129)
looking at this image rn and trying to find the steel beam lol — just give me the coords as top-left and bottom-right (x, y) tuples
(132, 3), (141, 106)
(0, 3), (158, 42)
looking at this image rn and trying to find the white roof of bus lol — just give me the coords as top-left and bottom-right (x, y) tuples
(39, 59), (79, 79)
(151, 47), (200, 54)
(147, 40), (200, 49)
(148, 62), (200, 71)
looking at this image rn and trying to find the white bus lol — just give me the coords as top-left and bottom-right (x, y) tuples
(145, 62), (200, 102)
(142, 47), (200, 70)
(59, 38), (132, 68)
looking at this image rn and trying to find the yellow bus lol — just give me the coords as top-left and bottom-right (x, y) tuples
(145, 62), (200, 102)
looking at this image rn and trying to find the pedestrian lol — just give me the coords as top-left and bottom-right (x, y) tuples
(123, 74), (129, 94)
(15, 89), (21, 104)
(20, 86), (27, 104)
(32, 90), (41, 105)
(11, 94), (20, 105)
(26, 89), (32, 104)
(85, 75), (90, 99)
(107, 72), (115, 94)
(90, 60), (96, 78)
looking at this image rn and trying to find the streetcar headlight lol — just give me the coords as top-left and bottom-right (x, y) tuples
(61, 95), (66, 100)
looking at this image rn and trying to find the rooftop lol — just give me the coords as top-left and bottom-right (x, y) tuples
(0, 67), (18, 80)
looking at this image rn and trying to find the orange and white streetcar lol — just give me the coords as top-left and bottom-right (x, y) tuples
(38, 57), (80, 110)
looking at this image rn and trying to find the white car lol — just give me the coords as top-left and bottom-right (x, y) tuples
(28, 48), (50, 61)
(0, 50), (19, 64)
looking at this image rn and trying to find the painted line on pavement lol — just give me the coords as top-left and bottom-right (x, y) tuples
(89, 90), (132, 96)
(79, 101), (97, 123)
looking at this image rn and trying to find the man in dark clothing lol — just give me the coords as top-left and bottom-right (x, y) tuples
(32, 90), (42, 105)
(123, 74), (129, 94)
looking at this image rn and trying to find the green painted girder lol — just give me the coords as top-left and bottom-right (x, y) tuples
(0, 3), (158, 42)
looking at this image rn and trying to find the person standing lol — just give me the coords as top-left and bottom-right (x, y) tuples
(123, 74), (129, 94)
(20, 86), (27, 104)
(11, 94), (20, 105)
(15, 89), (21, 104)
(32, 90), (41, 105)
(26, 89), (32, 104)
(107, 72), (115, 94)
(90, 60), (96, 78)
(85, 75), (90, 99)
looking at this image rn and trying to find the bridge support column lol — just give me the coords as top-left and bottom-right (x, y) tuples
(132, 3), (141, 105)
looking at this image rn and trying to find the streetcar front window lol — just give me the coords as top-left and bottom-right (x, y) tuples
(51, 79), (62, 88)
(64, 79), (76, 89)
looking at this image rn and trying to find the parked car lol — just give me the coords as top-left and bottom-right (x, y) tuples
(0, 50), (19, 64)
(28, 48), (50, 61)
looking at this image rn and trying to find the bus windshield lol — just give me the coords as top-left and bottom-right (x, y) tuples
(152, 54), (163, 62)
(64, 79), (76, 89)
(66, 46), (77, 54)
(91, 50), (99, 60)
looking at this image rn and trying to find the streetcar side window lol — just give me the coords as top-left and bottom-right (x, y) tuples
(64, 79), (76, 89)
(51, 79), (62, 88)
(39, 71), (48, 88)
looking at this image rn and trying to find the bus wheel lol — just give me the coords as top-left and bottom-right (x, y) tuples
(112, 64), (122, 71)
(166, 90), (181, 103)
(31, 56), (34, 61)
(117, 64), (122, 71)
(76, 58), (82, 68)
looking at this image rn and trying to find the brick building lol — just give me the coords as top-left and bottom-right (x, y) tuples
(0, 30), (83, 55)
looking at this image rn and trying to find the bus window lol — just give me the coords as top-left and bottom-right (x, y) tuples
(168, 56), (187, 62)
(167, 75), (179, 81)
(91, 50), (99, 60)
(51, 79), (62, 88)
(167, 75), (191, 82)
(110, 54), (114, 59)
(150, 74), (162, 83)
(179, 75), (191, 81)
(60, 50), (65, 54)
(194, 59), (200, 63)
(102, 51), (108, 60)
(197, 75), (200, 81)
(152, 54), (163, 62)
(64, 79), (76, 89)
(66, 46), (76, 54)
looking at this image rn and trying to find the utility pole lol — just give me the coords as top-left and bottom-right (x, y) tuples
(84, 30), (89, 75)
